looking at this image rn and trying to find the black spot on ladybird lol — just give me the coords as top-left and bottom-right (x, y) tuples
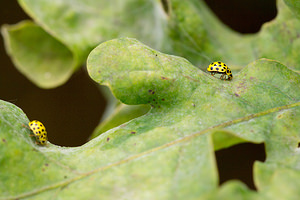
(218, 61), (221, 64)
(216, 68), (219, 70)
(211, 67), (213, 70)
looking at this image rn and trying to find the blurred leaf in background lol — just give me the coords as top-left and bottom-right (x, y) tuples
(2, 0), (300, 89)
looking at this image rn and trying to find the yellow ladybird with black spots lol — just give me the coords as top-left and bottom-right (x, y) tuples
(207, 61), (232, 80)
(28, 120), (48, 145)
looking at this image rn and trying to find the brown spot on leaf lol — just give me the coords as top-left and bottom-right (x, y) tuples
(2, 138), (6, 143)
(235, 93), (240, 97)
(107, 137), (110, 142)
(277, 114), (282, 119)
(131, 131), (136, 134)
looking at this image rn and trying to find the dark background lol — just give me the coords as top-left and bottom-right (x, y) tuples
(0, 0), (276, 189)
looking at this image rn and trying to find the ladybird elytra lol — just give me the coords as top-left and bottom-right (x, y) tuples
(207, 61), (232, 80)
(28, 120), (48, 145)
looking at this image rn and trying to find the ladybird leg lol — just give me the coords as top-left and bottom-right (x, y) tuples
(22, 124), (30, 129)
(22, 124), (36, 136)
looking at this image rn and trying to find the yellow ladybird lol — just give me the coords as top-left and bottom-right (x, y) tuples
(28, 120), (48, 145)
(207, 61), (232, 80)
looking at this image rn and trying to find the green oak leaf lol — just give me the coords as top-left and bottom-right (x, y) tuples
(1, 21), (74, 88)
(89, 85), (151, 139)
(284, 0), (300, 19)
(90, 103), (150, 139)
(1, 0), (167, 88)
(166, 0), (300, 72)
(2, 0), (300, 89)
(1, 38), (299, 199)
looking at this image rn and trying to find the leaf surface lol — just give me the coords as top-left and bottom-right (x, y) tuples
(1, 38), (299, 199)
(2, 0), (300, 88)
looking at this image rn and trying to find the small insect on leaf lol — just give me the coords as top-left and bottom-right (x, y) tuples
(28, 120), (48, 146)
(207, 61), (233, 80)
